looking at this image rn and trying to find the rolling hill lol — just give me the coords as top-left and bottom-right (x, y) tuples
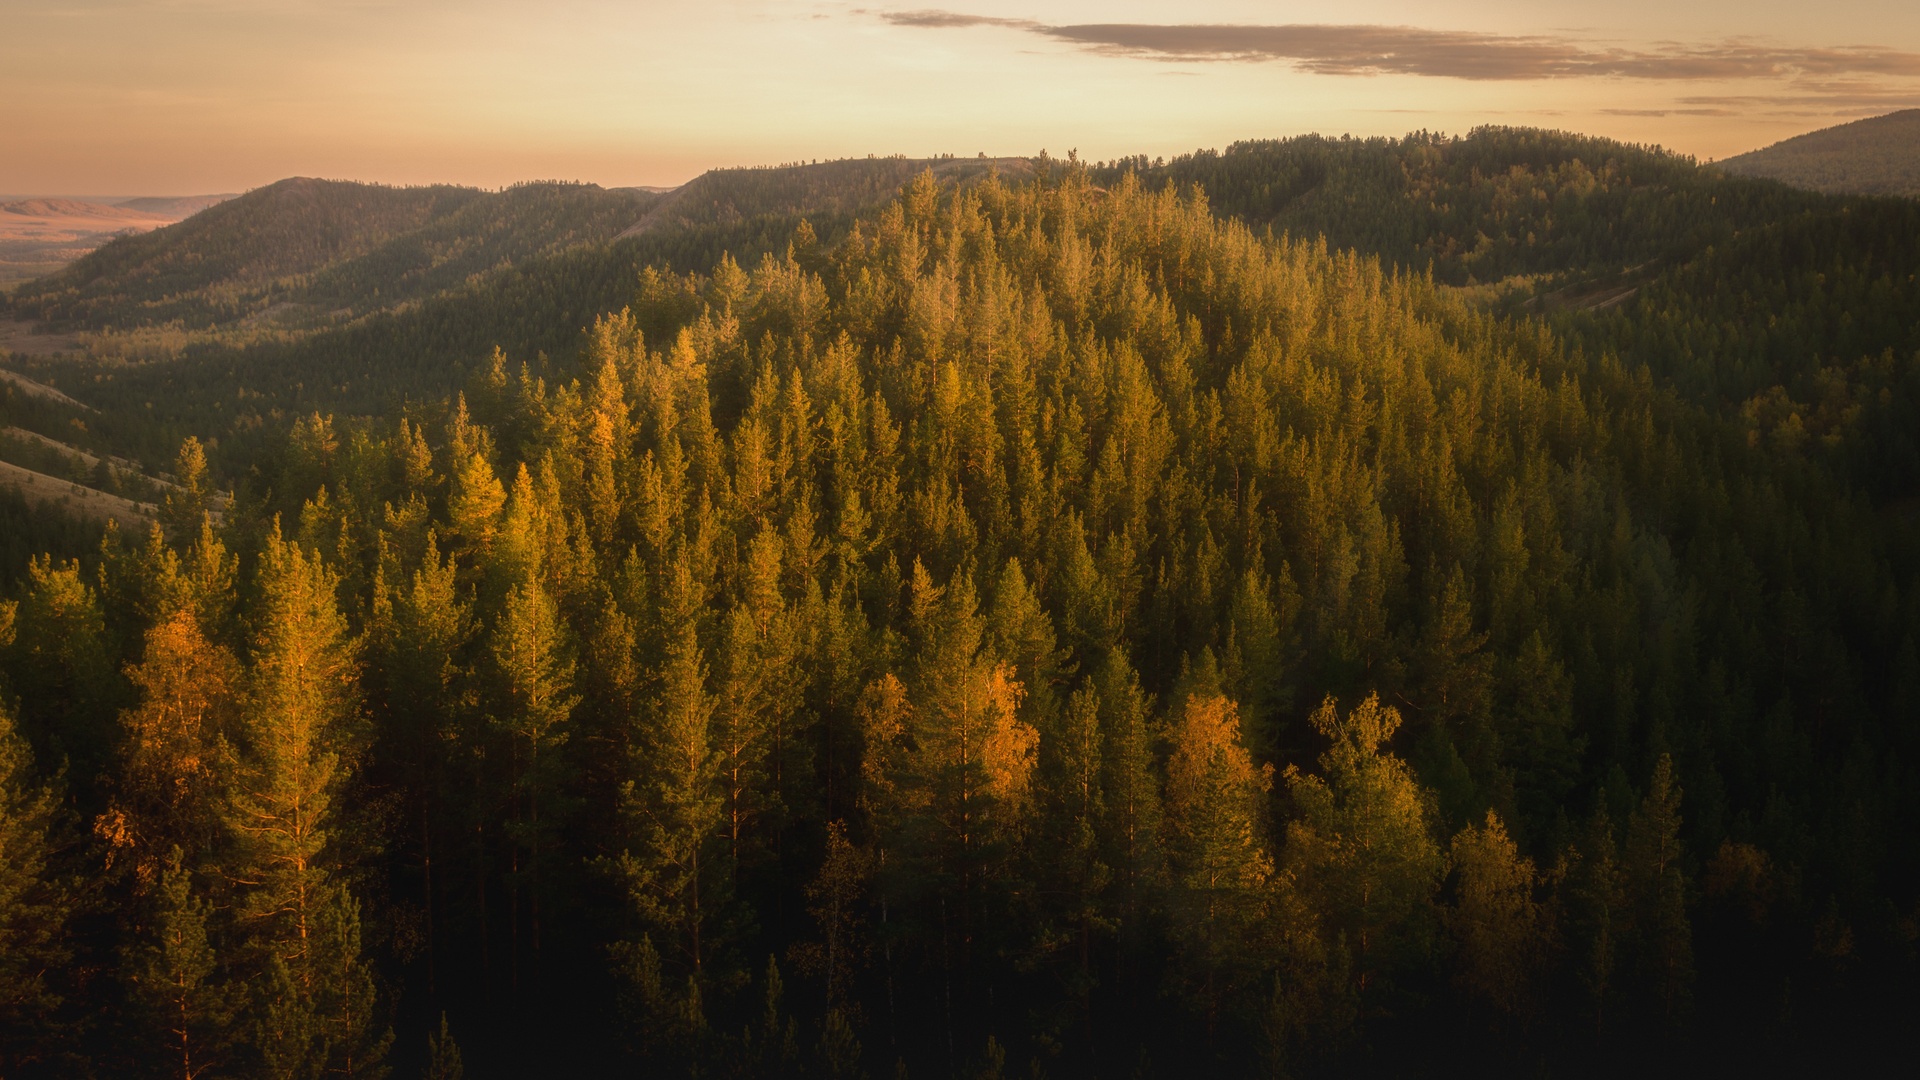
(1718, 109), (1920, 197)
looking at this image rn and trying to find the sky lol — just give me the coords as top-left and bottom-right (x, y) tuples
(4, 0), (1920, 195)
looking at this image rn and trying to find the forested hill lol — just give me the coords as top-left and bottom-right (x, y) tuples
(624, 155), (1034, 238)
(1096, 128), (1853, 286)
(1720, 110), (1920, 197)
(1, 160), (1916, 1079)
(0, 158), (1048, 461)
(1097, 130), (1920, 497)
(4, 179), (663, 332)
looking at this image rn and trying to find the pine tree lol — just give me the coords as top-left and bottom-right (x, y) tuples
(131, 848), (235, 1080)
(1562, 804), (1621, 1034)
(792, 820), (870, 1010)
(224, 527), (386, 1078)
(374, 531), (469, 998)
(617, 615), (724, 982)
(1285, 694), (1443, 994)
(1620, 754), (1692, 1025)
(3, 556), (119, 791)
(488, 572), (577, 985)
(1093, 648), (1162, 931)
(1163, 692), (1273, 1026)
(426, 1013), (464, 1080)
(0, 696), (71, 1075)
(161, 437), (214, 544)
(110, 608), (239, 886)
(1221, 560), (1294, 759)
(1445, 811), (1542, 1023)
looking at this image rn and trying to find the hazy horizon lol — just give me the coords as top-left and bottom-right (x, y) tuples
(6, 1), (1919, 195)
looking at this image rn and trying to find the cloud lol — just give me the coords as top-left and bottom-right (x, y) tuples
(880, 11), (1920, 84)
(878, 10), (1038, 31)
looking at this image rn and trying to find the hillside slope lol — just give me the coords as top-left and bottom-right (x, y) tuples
(622, 154), (1033, 237)
(8, 177), (487, 328)
(1719, 110), (1920, 197)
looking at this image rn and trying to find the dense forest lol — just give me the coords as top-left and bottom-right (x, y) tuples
(1720, 109), (1920, 198)
(1, 131), (1918, 1077)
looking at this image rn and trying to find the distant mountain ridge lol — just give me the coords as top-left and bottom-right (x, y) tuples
(6, 178), (657, 330)
(4, 159), (1037, 334)
(1719, 110), (1920, 197)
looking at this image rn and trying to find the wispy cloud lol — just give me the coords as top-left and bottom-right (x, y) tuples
(877, 11), (1920, 85)
(878, 10), (1038, 30)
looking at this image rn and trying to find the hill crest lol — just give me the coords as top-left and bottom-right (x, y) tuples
(1719, 109), (1920, 197)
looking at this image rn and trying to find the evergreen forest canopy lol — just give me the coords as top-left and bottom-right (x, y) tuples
(1720, 109), (1920, 198)
(0, 128), (1917, 1078)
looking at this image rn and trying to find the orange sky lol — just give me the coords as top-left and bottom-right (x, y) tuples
(4, 1), (1919, 195)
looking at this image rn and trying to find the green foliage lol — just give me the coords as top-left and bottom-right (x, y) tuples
(0, 696), (71, 1075)
(0, 138), (1916, 1074)
(130, 848), (235, 1080)
(1720, 109), (1920, 197)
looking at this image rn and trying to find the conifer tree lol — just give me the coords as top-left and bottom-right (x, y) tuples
(161, 437), (213, 544)
(3, 556), (119, 789)
(1620, 755), (1692, 1024)
(617, 614), (724, 981)
(1164, 692), (1272, 1026)
(0, 696), (70, 1075)
(1221, 560), (1295, 759)
(1285, 694), (1443, 993)
(224, 526), (386, 1078)
(131, 848), (235, 1080)
(901, 563), (1036, 900)
(1042, 684), (1108, 1000)
(110, 607), (239, 885)
(426, 1013), (464, 1080)
(793, 820), (869, 1008)
(1445, 811), (1542, 1022)
(1562, 804), (1622, 1034)
(1093, 648), (1162, 930)
(488, 572), (577, 982)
